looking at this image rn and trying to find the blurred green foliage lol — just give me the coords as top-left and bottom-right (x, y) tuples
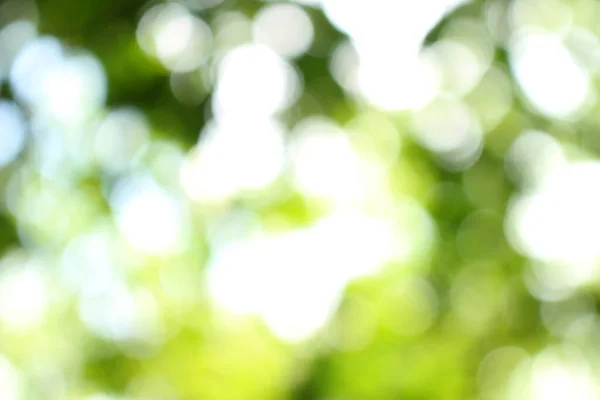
(2, 0), (600, 399)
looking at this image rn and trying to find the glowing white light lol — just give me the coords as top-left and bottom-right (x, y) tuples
(207, 209), (420, 341)
(508, 162), (600, 297)
(356, 44), (441, 111)
(425, 39), (490, 95)
(290, 117), (380, 205)
(11, 37), (106, 124)
(0, 267), (48, 330)
(321, 0), (471, 110)
(0, 20), (37, 79)
(137, 3), (212, 72)
(529, 349), (598, 400)
(212, 44), (300, 117)
(60, 229), (120, 296)
(80, 284), (161, 344)
(253, 3), (314, 58)
(43, 54), (106, 123)
(0, 357), (23, 400)
(510, 32), (591, 119)
(112, 175), (187, 256)
(329, 40), (359, 93)
(156, 15), (212, 72)
(180, 117), (286, 203)
(506, 130), (567, 187)
(94, 108), (150, 173)
(0, 101), (26, 167)
(411, 97), (482, 167)
(509, 162), (600, 264)
(10, 36), (64, 106)
(155, 15), (194, 59)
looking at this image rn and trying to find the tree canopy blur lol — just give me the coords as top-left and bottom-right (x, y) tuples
(2, 0), (600, 399)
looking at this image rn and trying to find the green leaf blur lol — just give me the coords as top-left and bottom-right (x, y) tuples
(0, 0), (599, 399)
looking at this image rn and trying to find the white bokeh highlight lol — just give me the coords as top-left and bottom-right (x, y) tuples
(206, 209), (422, 341)
(0, 101), (27, 167)
(253, 3), (314, 58)
(111, 175), (187, 256)
(510, 32), (591, 119)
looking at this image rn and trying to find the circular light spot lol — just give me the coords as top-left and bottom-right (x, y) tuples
(111, 175), (187, 256)
(180, 117), (286, 204)
(0, 265), (48, 331)
(212, 44), (300, 117)
(510, 32), (591, 119)
(505, 130), (566, 188)
(94, 108), (150, 173)
(253, 3), (314, 58)
(329, 40), (359, 93)
(137, 3), (213, 72)
(412, 97), (483, 169)
(0, 20), (37, 79)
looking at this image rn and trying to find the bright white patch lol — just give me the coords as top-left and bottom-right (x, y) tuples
(510, 32), (591, 119)
(60, 228), (120, 296)
(0, 267), (48, 331)
(11, 37), (106, 125)
(411, 97), (483, 168)
(80, 284), (161, 344)
(0, 101), (26, 167)
(508, 162), (600, 296)
(506, 130), (567, 187)
(253, 3), (314, 58)
(357, 49), (440, 111)
(0, 357), (23, 400)
(322, 0), (467, 110)
(138, 3), (213, 72)
(155, 12), (212, 72)
(424, 39), (490, 95)
(329, 40), (360, 93)
(0, 20), (37, 80)
(212, 44), (300, 118)
(207, 208), (429, 341)
(112, 175), (186, 256)
(180, 117), (285, 203)
(10, 36), (64, 106)
(94, 108), (150, 173)
(509, 162), (600, 264)
(290, 117), (382, 206)
(529, 348), (599, 400)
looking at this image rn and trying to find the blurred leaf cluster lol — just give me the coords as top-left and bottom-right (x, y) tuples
(1, 0), (600, 399)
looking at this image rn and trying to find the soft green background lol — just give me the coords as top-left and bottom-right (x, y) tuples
(1, 0), (600, 399)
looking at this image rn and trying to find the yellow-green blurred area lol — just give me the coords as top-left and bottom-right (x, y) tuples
(4, 0), (600, 398)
